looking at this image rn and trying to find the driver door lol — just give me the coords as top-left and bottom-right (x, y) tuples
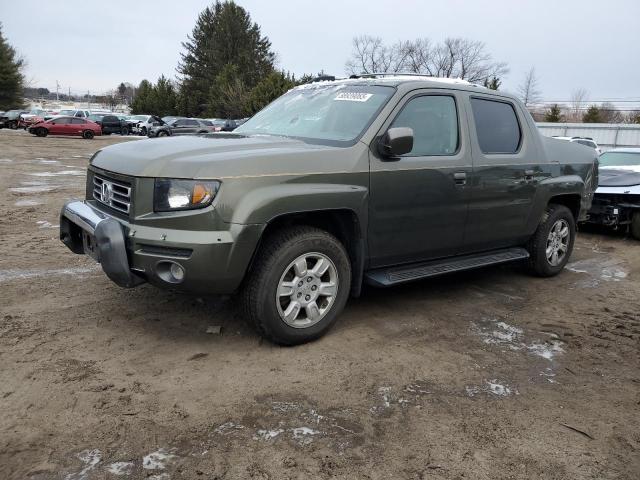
(368, 90), (472, 267)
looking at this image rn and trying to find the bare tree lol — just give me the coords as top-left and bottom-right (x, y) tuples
(599, 102), (624, 123)
(345, 35), (406, 74)
(517, 67), (541, 106)
(569, 88), (589, 122)
(345, 36), (508, 84)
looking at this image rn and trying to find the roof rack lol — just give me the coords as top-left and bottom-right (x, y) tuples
(349, 72), (481, 87)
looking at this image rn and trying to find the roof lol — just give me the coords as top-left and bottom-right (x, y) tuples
(606, 148), (640, 153)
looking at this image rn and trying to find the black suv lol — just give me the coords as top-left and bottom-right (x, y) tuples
(88, 114), (130, 135)
(148, 118), (212, 137)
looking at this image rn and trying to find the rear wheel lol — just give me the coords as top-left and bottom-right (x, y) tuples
(631, 211), (640, 240)
(82, 130), (95, 139)
(526, 204), (575, 276)
(36, 127), (48, 137)
(242, 226), (351, 345)
(141, 126), (147, 136)
(9, 120), (18, 130)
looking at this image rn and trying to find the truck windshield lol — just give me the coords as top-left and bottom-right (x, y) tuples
(599, 152), (640, 167)
(235, 84), (395, 146)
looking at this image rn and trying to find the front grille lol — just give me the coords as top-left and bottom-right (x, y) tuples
(93, 174), (132, 214)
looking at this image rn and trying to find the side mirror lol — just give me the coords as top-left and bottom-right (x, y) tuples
(378, 127), (413, 158)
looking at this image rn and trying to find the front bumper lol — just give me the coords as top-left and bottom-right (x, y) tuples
(59, 200), (262, 294)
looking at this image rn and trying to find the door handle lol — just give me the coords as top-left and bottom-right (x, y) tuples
(453, 172), (467, 185)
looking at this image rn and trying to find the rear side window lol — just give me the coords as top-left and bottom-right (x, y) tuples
(71, 118), (86, 124)
(185, 119), (199, 126)
(390, 95), (459, 156)
(470, 98), (521, 154)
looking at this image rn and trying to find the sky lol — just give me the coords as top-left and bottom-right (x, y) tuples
(1, 0), (639, 106)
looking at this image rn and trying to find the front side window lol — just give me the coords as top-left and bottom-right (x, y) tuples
(471, 98), (521, 154)
(235, 84), (395, 146)
(185, 119), (199, 126)
(390, 95), (458, 156)
(54, 118), (71, 125)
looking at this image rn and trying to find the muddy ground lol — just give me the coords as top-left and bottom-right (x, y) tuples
(0, 129), (639, 480)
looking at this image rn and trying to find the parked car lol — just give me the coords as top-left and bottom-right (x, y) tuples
(128, 115), (164, 135)
(148, 118), (214, 137)
(211, 119), (239, 132)
(161, 116), (183, 125)
(88, 114), (130, 135)
(552, 136), (602, 155)
(59, 75), (598, 345)
(28, 116), (102, 139)
(587, 148), (640, 239)
(19, 109), (47, 129)
(54, 109), (91, 119)
(0, 110), (28, 129)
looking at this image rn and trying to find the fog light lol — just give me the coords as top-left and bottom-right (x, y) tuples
(170, 263), (184, 281)
(156, 261), (186, 284)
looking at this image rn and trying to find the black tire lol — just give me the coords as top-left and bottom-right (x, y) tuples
(157, 130), (168, 137)
(82, 130), (95, 140)
(631, 211), (640, 240)
(36, 127), (48, 137)
(526, 204), (575, 277)
(141, 126), (147, 136)
(121, 126), (129, 136)
(242, 226), (352, 345)
(9, 121), (18, 130)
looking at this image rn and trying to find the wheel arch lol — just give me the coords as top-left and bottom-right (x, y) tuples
(250, 208), (366, 298)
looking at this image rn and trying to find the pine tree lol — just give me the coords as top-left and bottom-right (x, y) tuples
(245, 71), (296, 114)
(483, 76), (501, 90)
(178, 1), (275, 116)
(150, 75), (178, 116)
(583, 105), (602, 123)
(130, 79), (153, 114)
(544, 104), (562, 123)
(0, 23), (25, 110)
(208, 64), (250, 118)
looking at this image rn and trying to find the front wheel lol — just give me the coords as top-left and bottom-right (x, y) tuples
(242, 226), (352, 345)
(36, 127), (48, 137)
(82, 130), (95, 139)
(157, 130), (169, 137)
(9, 121), (18, 130)
(121, 126), (129, 135)
(526, 204), (575, 276)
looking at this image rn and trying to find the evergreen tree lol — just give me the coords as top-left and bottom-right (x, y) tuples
(208, 64), (250, 118)
(150, 75), (178, 116)
(0, 23), (25, 110)
(245, 71), (296, 114)
(544, 104), (563, 123)
(583, 105), (602, 123)
(178, 1), (275, 116)
(130, 79), (153, 114)
(483, 76), (501, 90)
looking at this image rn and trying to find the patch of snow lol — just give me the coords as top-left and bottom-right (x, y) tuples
(213, 421), (244, 435)
(0, 266), (98, 283)
(10, 185), (59, 194)
(15, 199), (43, 206)
(29, 170), (84, 177)
(253, 428), (284, 441)
(486, 380), (513, 396)
(271, 401), (302, 413)
(466, 380), (517, 398)
(528, 340), (565, 360)
(36, 220), (59, 229)
(291, 427), (321, 445)
(142, 448), (177, 470)
(0, 158), (13, 163)
(107, 461), (134, 476)
(65, 449), (101, 480)
(36, 159), (60, 164)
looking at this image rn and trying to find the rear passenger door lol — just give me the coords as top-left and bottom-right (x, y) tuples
(368, 90), (473, 267)
(70, 118), (87, 135)
(462, 95), (541, 253)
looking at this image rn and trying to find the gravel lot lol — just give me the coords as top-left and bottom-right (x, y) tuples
(1, 129), (639, 480)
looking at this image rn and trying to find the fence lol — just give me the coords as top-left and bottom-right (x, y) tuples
(536, 123), (640, 151)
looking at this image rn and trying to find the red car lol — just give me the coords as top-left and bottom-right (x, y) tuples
(28, 116), (102, 139)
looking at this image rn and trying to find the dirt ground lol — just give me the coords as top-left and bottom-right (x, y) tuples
(0, 129), (639, 480)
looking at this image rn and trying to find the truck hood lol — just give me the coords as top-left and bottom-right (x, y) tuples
(91, 134), (356, 179)
(598, 167), (640, 187)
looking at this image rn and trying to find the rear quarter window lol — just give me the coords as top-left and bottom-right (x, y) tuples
(470, 98), (521, 154)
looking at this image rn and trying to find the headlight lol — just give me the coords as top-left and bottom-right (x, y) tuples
(154, 179), (221, 212)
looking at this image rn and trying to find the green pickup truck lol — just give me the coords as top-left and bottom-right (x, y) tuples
(60, 75), (598, 344)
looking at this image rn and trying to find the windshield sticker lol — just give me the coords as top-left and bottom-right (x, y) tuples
(334, 92), (373, 102)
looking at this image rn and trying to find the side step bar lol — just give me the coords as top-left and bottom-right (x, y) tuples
(365, 247), (530, 287)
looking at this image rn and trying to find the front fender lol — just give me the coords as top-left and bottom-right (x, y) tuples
(221, 182), (369, 226)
